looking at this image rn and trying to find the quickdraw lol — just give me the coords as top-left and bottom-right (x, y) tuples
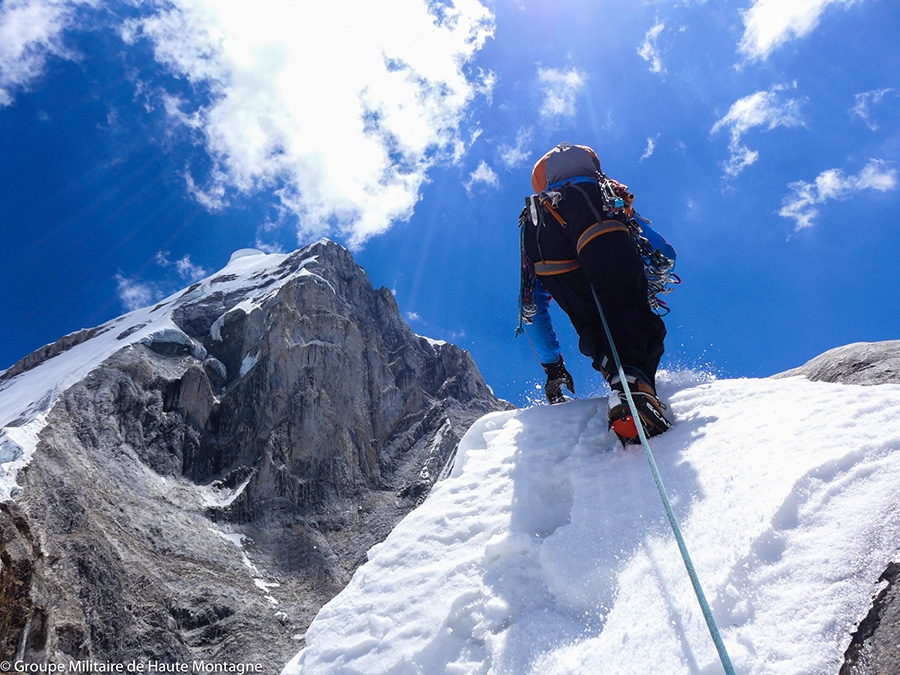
(626, 212), (681, 317)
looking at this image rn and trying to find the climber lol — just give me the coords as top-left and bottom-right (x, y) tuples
(519, 142), (672, 442)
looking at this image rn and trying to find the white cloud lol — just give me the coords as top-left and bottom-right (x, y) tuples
(711, 86), (804, 178)
(156, 251), (208, 282)
(850, 88), (895, 131)
(474, 67), (498, 105)
(638, 21), (666, 74)
(464, 160), (499, 194)
(0, 0), (96, 106)
(498, 127), (533, 169)
(115, 273), (161, 312)
(175, 256), (207, 281)
(184, 170), (228, 212)
(739, 0), (861, 61)
(124, 0), (495, 248)
(640, 135), (659, 162)
(536, 66), (585, 123)
(116, 252), (209, 311)
(779, 159), (897, 231)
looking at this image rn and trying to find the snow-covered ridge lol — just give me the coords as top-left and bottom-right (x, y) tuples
(0, 246), (317, 500)
(286, 370), (900, 674)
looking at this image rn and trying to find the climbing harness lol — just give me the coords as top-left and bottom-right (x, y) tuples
(590, 285), (736, 675)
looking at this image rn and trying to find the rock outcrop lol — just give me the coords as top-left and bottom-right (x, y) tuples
(0, 240), (508, 671)
(772, 340), (900, 386)
(841, 563), (900, 675)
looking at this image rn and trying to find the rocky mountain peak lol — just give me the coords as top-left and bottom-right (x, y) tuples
(0, 240), (509, 669)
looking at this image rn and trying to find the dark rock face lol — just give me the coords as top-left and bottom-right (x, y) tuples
(0, 240), (508, 670)
(772, 340), (900, 386)
(841, 563), (900, 675)
(772, 339), (900, 674)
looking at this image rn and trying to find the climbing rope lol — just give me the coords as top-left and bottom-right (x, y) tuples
(591, 285), (736, 675)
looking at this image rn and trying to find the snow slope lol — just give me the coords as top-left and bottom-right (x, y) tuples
(285, 371), (900, 674)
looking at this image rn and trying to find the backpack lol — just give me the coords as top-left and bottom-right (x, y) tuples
(517, 174), (680, 333)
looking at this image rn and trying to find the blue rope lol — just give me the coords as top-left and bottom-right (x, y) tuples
(591, 286), (736, 675)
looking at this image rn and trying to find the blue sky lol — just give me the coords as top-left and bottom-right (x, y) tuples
(1, 0), (898, 407)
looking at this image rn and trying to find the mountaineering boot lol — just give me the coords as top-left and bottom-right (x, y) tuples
(607, 371), (672, 443)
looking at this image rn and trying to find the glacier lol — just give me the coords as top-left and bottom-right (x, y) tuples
(286, 370), (900, 674)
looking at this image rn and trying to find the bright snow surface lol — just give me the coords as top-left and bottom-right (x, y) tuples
(285, 370), (900, 675)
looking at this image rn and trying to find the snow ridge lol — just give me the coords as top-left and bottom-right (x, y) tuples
(286, 371), (900, 675)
